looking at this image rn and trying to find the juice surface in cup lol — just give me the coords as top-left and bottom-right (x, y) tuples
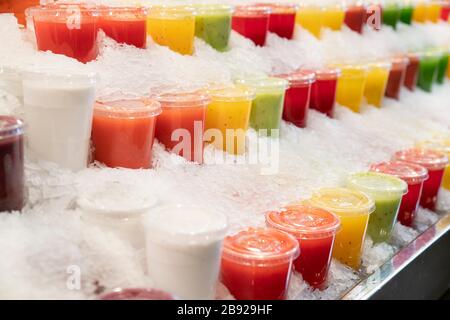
(23, 71), (97, 171)
(99, 6), (147, 48)
(205, 85), (255, 155)
(386, 56), (408, 100)
(194, 4), (232, 52)
(382, 2), (401, 29)
(221, 227), (299, 300)
(92, 98), (161, 169)
(334, 63), (368, 113)
(147, 5), (195, 55)
(266, 205), (340, 289)
(309, 188), (375, 269)
(404, 53), (421, 91)
(370, 161), (428, 226)
(100, 288), (176, 300)
(274, 71), (316, 128)
(232, 5), (271, 46)
(0, 116), (24, 212)
(322, 4), (346, 31)
(344, 4), (366, 33)
(436, 50), (449, 84)
(155, 91), (210, 164)
(296, 5), (324, 38)
(261, 3), (297, 39)
(310, 68), (341, 118)
(235, 77), (288, 136)
(145, 205), (228, 300)
(28, 4), (100, 63)
(399, 3), (414, 24)
(393, 148), (448, 211)
(364, 61), (391, 107)
(347, 172), (407, 242)
(417, 51), (440, 92)
(416, 139), (450, 190)
(413, 1), (428, 22)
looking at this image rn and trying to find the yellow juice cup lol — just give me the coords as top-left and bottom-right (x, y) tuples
(333, 63), (368, 113)
(416, 138), (450, 190)
(205, 85), (255, 155)
(322, 4), (346, 31)
(425, 1), (442, 22)
(309, 188), (375, 269)
(296, 4), (324, 38)
(147, 5), (195, 55)
(413, 1), (428, 22)
(364, 61), (391, 108)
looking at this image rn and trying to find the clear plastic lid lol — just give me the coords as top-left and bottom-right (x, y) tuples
(100, 288), (176, 300)
(266, 205), (340, 239)
(314, 68), (342, 80)
(26, 4), (99, 21)
(393, 148), (449, 171)
(0, 116), (24, 141)
(309, 187), (376, 216)
(328, 63), (369, 77)
(254, 3), (298, 14)
(193, 4), (233, 15)
(207, 85), (256, 102)
(366, 60), (392, 70)
(94, 98), (161, 119)
(23, 69), (98, 88)
(147, 5), (195, 19)
(274, 71), (316, 87)
(390, 56), (409, 69)
(346, 172), (408, 199)
(155, 91), (211, 108)
(98, 6), (147, 19)
(144, 204), (228, 245)
(416, 139), (450, 156)
(233, 4), (272, 17)
(77, 182), (159, 220)
(234, 77), (288, 92)
(370, 161), (429, 185)
(222, 227), (299, 264)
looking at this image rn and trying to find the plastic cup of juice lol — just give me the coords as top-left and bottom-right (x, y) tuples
(22, 70), (97, 171)
(322, 4), (346, 31)
(205, 85), (255, 155)
(266, 205), (340, 289)
(147, 5), (195, 55)
(344, 3), (367, 33)
(145, 204), (228, 300)
(441, 1), (450, 20)
(346, 172), (407, 243)
(221, 227), (299, 300)
(77, 182), (158, 248)
(416, 139), (450, 190)
(27, 4), (100, 63)
(370, 161), (428, 226)
(296, 4), (324, 38)
(100, 288), (176, 300)
(386, 56), (409, 100)
(234, 77), (288, 136)
(98, 6), (147, 48)
(273, 71), (316, 128)
(399, 1), (414, 24)
(310, 68), (341, 118)
(393, 148), (448, 211)
(404, 52), (421, 91)
(155, 91), (210, 164)
(364, 60), (391, 107)
(194, 4), (233, 52)
(232, 5), (271, 46)
(413, 1), (428, 22)
(417, 50), (440, 92)
(436, 49), (449, 84)
(382, 1), (401, 29)
(333, 63), (369, 113)
(0, 116), (25, 213)
(91, 98), (161, 169)
(425, 0), (442, 22)
(261, 2), (297, 39)
(309, 188), (375, 269)
(0, 66), (23, 102)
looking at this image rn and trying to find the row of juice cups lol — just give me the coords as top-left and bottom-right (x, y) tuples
(24, 1), (450, 64)
(43, 146), (449, 300)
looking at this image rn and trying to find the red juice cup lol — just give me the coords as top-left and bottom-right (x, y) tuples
(266, 205), (340, 290)
(232, 5), (271, 46)
(0, 116), (25, 212)
(370, 161), (428, 226)
(385, 56), (409, 100)
(155, 91), (210, 164)
(275, 71), (315, 128)
(344, 3), (367, 33)
(27, 4), (100, 63)
(257, 3), (297, 39)
(310, 68), (341, 118)
(221, 227), (299, 300)
(441, 2), (450, 20)
(92, 98), (162, 169)
(100, 288), (176, 300)
(404, 53), (421, 91)
(99, 6), (147, 48)
(393, 148), (448, 211)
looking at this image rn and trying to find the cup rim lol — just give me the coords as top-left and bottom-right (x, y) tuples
(346, 172), (409, 196)
(0, 116), (25, 140)
(369, 161), (429, 185)
(154, 91), (211, 108)
(94, 98), (162, 119)
(393, 148), (449, 171)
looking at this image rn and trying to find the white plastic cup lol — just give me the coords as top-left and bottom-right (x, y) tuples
(144, 204), (228, 299)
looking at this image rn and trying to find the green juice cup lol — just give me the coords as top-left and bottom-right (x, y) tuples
(399, 3), (414, 24)
(383, 2), (401, 29)
(347, 172), (407, 243)
(194, 4), (233, 52)
(417, 51), (440, 92)
(436, 49), (449, 84)
(235, 77), (288, 136)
